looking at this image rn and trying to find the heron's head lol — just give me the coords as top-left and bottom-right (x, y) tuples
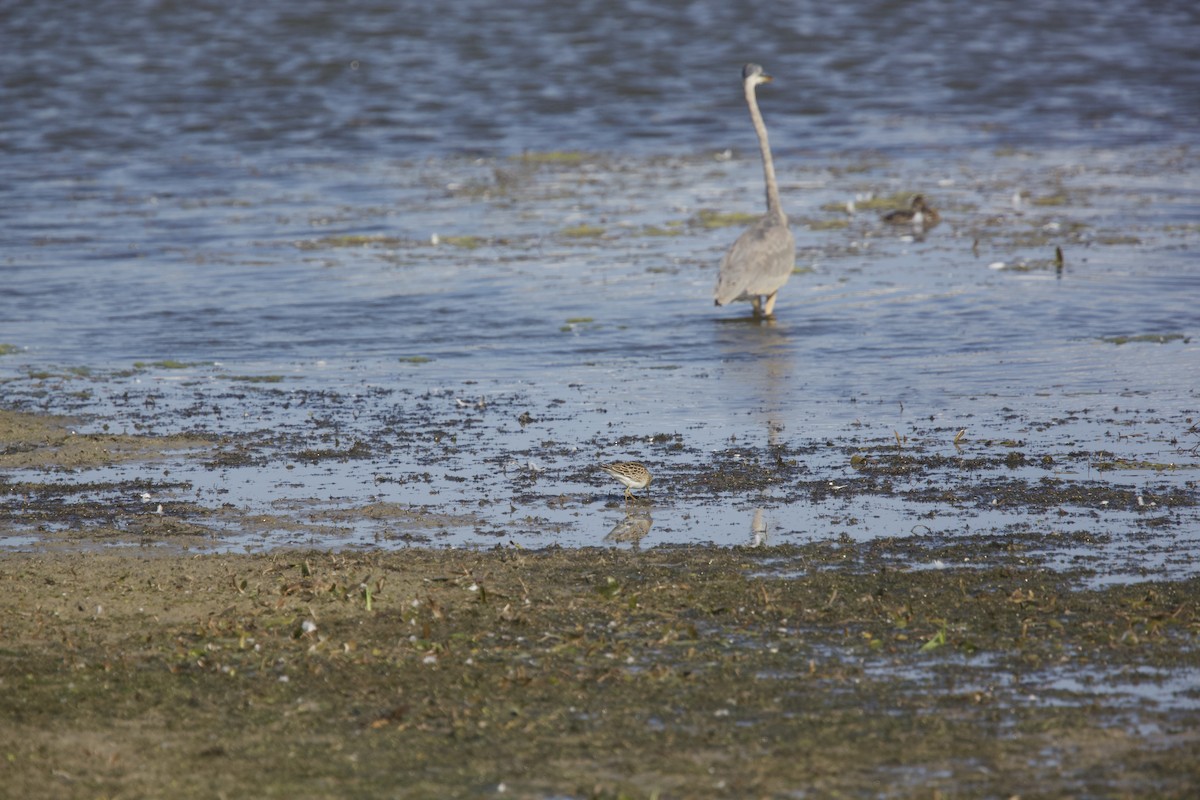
(742, 63), (773, 87)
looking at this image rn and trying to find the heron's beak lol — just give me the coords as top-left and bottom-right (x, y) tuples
(761, 74), (774, 83)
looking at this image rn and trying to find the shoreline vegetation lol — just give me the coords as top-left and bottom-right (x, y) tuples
(1, 545), (1198, 797)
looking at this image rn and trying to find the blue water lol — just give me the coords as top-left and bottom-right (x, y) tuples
(3, 0), (1197, 161)
(1, 0), (1199, 571)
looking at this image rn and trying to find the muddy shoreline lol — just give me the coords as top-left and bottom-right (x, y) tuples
(2, 545), (1198, 798)
(2, 407), (1200, 797)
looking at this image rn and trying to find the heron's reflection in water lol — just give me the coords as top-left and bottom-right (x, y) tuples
(751, 508), (768, 547)
(604, 510), (653, 548)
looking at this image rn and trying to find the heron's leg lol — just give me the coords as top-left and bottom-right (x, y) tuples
(762, 291), (779, 317)
(751, 296), (763, 316)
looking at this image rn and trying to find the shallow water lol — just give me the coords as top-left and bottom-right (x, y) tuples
(2, 1), (1199, 577)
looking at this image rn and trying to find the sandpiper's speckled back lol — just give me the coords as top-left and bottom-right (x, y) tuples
(600, 461), (652, 490)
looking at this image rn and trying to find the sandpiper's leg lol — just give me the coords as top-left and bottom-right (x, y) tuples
(624, 487), (634, 501)
(762, 291), (779, 317)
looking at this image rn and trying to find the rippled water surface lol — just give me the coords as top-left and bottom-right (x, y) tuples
(2, 0), (1199, 568)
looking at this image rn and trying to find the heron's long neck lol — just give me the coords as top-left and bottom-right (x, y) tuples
(745, 82), (783, 218)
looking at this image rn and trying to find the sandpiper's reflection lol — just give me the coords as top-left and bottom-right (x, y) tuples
(751, 508), (768, 547)
(604, 510), (653, 548)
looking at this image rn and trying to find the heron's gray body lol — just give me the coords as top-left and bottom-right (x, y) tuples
(713, 210), (794, 305)
(713, 63), (795, 318)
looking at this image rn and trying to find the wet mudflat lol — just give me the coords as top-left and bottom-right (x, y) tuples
(2, 545), (1198, 799)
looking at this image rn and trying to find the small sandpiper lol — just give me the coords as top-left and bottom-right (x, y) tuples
(599, 461), (652, 501)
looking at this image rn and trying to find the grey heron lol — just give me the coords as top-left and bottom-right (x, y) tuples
(713, 63), (795, 318)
